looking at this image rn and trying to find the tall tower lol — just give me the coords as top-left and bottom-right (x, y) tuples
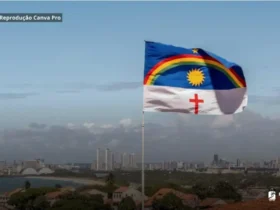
(121, 153), (127, 168)
(213, 154), (219, 165)
(105, 148), (109, 171)
(129, 153), (135, 168)
(96, 148), (100, 171)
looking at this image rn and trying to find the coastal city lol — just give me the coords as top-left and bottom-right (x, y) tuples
(1, 151), (280, 209)
(1, 150), (280, 176)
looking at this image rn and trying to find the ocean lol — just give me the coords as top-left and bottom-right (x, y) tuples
(0, 177), (82, 193)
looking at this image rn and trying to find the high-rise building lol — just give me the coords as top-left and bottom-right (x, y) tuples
(105, 148), (113, 171)
(213, 154), (219, 165)
(236, 159), (240, 167)
(121, 153), (127, 168)
(91, 160), (97, 170)
(96, 148), (100, 171)
(128, 153), (135, 168)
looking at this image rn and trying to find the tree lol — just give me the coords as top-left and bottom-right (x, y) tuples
(33, 195), (50, 210)
(55, 184), (62, 189)
(192, 184), (210, 200)
(213, 181), (242, 201)
(25, 180), (31, 190)
(118, 196), (136, 210)
(106, 172), (115, 199)
(106, 172), (115, 186)
(8, 187), (56, 210)
(152, 192), (186, 210)
(50, 193), (111, 210)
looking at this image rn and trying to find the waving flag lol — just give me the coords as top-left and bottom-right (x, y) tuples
(143, 41), (248, 115)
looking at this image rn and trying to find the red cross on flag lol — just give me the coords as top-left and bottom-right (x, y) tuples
(143, 42), (247, 115)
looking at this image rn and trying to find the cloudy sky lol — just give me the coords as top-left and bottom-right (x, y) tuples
(0, 1), (280, 163)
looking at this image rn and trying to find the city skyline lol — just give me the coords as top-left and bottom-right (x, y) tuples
(94, 148), (136, 171)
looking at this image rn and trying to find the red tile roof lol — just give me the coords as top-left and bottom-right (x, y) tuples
(211, 196), (280, 210)
(104, 199), (113, 205)
(200, 198), (225, 207)
(145, 188), (198, 207)
(114, 186), (129, 193)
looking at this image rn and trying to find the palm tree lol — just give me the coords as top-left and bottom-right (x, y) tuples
(24, 180), (31, 190)
(106, 172), (115, 186)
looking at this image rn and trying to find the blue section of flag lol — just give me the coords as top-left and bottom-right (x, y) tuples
(144, 41), (246, 90)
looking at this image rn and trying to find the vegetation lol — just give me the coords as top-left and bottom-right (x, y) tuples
(118, 196), (136, 210)
(106, 172), (115, 187)
(55, 184), (62, 189)
(24, 180), (31, 190)
(76, 184), (117, 194)
(50, 193), (111, 210)
(7, 170), (279, 210)
(8, 187), (111, 210)
(8, 187), (56, 210)
(105, 172), (116, 199)
(152, 192), (192, 210)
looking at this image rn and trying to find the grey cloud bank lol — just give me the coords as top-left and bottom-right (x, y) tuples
(0, 110), (279, 163)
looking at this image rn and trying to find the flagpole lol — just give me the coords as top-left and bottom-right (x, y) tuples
(141, 110), (145, 210)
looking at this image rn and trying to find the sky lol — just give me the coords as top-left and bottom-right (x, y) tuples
(0, 2), (279, 162)
(0, 1), (279, 128)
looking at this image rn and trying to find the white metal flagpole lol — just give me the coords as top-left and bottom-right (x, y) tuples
(141, 110), (145, 210)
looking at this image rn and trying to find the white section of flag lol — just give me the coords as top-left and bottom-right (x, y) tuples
(143, 85), (248, 115)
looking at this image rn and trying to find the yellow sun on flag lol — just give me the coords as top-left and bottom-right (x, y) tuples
(187, 68), (205, 86)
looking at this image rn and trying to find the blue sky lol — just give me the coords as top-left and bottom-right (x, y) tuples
(0, 1), (279, 128)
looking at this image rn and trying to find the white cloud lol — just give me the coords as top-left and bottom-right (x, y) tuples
(100, 124), (114, 129)
(67, 123), (76, 129)
(119, 118), (132, 127)
(83, 122), (95, 129)
(211, 115), (234, 128)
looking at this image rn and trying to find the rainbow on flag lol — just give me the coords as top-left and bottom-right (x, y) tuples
(143, 41), (248, 115)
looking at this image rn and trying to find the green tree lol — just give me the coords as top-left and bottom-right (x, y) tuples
(55, 184), (62, 189)
(105, 172), (115, 199)
(152, 192), (186, 210)
(25, 180), (31, 190)
(192, 184), (210, 200)
(213, 181), (242, 201)
(33, 195), (50, 210)
(8, 187), (56, 210)
(118, 196), (136, 210)
(50, 193), (111, 210)
(106, 172), (115, 186)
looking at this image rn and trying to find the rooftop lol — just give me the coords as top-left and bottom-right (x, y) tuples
(211, 196), (280, 210)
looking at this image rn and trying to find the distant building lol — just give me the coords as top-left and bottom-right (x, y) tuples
(23, 160), (40, 169)
(121, 153), (128, 168)
(96, 148), (100, 171)
(0, 161), (6, 171)
(236, 159), (241, 167)
(128, 153), (135, 168)
(37, 167), (54, 175)
(21, 168), (38, 175)
(105, 148), (113, 171)
(91, 160), (97, 171)
(213, 154), (219, 165)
